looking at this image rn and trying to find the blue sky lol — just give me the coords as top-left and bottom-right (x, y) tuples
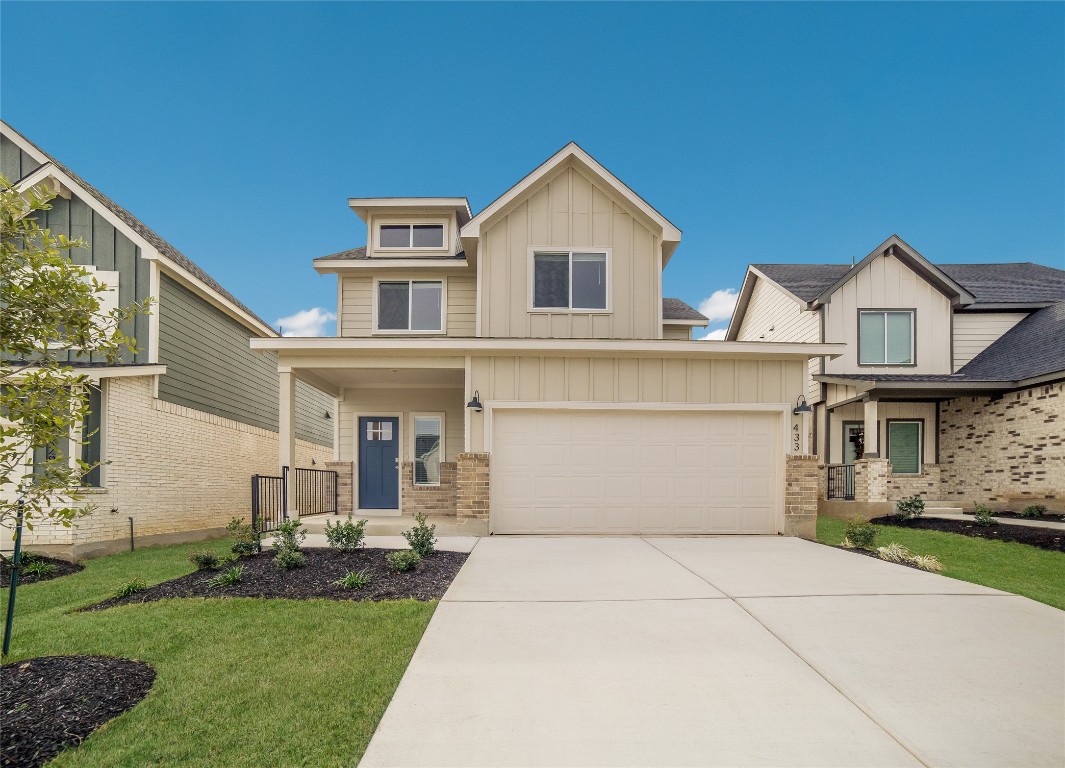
(2, 2), (1062, 337)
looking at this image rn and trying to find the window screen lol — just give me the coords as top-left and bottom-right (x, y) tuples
(378, 282), (410, 329)
(533, 253), (569, 308)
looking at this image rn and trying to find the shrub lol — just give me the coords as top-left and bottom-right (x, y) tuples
(333, 569), (372, 589)
(877, 542), (943, 572)
(23, 560), (58, 578)
(116, 578), (147, 597)
(208, 565), (244, 587)
(1020, 504), (1047, 518)
(894, 495), (925, 521)
(227, 517), (258, 556)
(273, 519), (306, 552)
(274, 547), (306, 571)
(842, 515), (878, 550)
(973, 503), (998, 527)
(402, 514), (437, 558)
(188, 550), (221, 571)
(325, 515), (368, 553)
(386, 550), (421, 572)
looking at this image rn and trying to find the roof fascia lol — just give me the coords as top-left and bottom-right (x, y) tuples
(662, 318), (709, 327)
(956, 303), (1053, 312)
(13, 163), (72, 200)
(314, 258), (471, 274)
(347, 197), (472, 225)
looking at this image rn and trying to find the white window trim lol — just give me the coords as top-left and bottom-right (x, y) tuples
(886, 419), (923, 476)
(527, 247), (612, 314)
(371, 215), (450, 255)
(410, 412), (445, 487)
(858, 310), (915, 366)
(372, 277), (447, 335)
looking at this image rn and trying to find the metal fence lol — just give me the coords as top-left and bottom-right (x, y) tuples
(826, 464), (856, 501)
(251, 468), (287, 535)
(294, 467), (338, 516)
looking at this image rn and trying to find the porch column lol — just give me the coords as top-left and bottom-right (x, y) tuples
(863, 398), (879, 457)
(279, 370), (298, 517)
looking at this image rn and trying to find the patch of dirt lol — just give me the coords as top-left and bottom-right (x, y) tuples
(871, 517), (1064, 552)
(1, 655), (155, 768)
(85, 548), (468, 611)
(1, 555), (82, 587)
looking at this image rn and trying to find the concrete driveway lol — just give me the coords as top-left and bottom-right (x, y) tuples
(360, 536), (1065, 768)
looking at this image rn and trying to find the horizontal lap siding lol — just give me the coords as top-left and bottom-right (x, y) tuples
(952, 313), (1027, 371)
(339, 272), (476, 337)
(662, 326), (692, 340)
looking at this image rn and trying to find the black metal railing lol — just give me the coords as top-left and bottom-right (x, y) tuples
(251, 467), (288, 535)
(294, 467), (338, 516)
(826, 464), (856, 500)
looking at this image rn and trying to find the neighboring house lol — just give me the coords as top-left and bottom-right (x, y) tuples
(1, 122), (334, 559)
(727, 235), (1065, 513)
(252, 143), (841, 538)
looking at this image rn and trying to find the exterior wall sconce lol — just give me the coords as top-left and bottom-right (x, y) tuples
(792, 394), (812, 415)
(466, 390), (483, 413)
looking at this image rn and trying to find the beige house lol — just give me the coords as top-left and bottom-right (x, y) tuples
(253, 144), (840, 538)
(727, 236), (1065, 514)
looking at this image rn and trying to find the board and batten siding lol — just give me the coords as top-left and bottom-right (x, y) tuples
(827, 401), (937, 466)
(467, 355), (806, 453)
(952, 312), (1028, 371)
(823, 252), (953, 375)
(157, 275), (332, 446)
(479, 164), (661, 340)
(339, 271), (476, 337)
(337, 388), (465, 464)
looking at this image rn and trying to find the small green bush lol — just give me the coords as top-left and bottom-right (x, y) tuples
(385, 550), (421, 572)
(273, 519), (306, 552)
(23, 560), (58, 578)
(1020, 504), (1047, 518)
(333, 569), (372, 589)
(116, 578), (147, 597)
(274, 548), (306, 571)
(894, 495), (925, 521)
(402, 514), (436, 558)
(842, 515), (878, 550)
(208, 565), (244, 587)
(227, 517), (258, 556)
(325, 515), (368, 553)
(188, 550), (221, 571)
(973, 503), (998, 527)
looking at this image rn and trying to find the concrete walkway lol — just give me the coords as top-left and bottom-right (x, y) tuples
(361, 536), (1064, 768)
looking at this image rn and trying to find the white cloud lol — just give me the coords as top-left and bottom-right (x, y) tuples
(275, 307), (336, 337)
(698, 327), (728, 341)
(697, 288), (739, 323)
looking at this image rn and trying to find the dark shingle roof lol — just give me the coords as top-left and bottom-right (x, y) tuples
(5, 123), (271, 331)
(752, 264), (849, 302)
(662, 298), (707, 322)
(314, 246), (470, 262)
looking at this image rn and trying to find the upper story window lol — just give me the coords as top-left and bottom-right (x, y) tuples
(859, 310), (914, 365)
(377, 280), (443, 332)
(377, 223), (445, 249)
(531, 250), (608, 311)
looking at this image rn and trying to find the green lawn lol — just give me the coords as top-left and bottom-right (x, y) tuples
(1, 539), (435, 767)
(817, 516), (1065, 611)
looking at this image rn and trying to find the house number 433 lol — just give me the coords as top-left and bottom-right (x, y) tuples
(792, 423), (801, 452)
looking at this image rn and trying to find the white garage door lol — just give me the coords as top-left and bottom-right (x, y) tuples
(491, 409), (781, 534)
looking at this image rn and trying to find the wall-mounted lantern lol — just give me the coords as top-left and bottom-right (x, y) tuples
(792, 394), (812, 415)
(466, 390), (483, 413)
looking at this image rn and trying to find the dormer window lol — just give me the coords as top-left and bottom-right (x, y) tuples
(377, 223), (445, 249)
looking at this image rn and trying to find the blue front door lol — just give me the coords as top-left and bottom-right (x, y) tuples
(359, 417), (399, 509)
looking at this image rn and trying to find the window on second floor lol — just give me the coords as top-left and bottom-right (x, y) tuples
(377, 280), (443, 332)
(378, 224), (445, 249)
(859, 310), (914, 365)
(532, 250), (608, 310)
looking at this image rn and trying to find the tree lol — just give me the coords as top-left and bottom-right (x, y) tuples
(1, 174), (151, 534)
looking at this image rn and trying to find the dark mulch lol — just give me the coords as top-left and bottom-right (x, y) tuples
(871, 516), (1065, 552)
(1, 655), (155, 768)
(85, 547), (468, 611)
(1, 555), (82, 587)
(989, 510), (1065, 523)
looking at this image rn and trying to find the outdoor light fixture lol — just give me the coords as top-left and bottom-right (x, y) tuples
(792, 394), (812, 415)
(466, 390), (483, 412)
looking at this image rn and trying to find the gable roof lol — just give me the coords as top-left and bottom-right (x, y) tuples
(2, 121), (275, 336)
(662, 298), (708, 324)
(461, 142), (682, 262)
(938, 263), (1065, 305)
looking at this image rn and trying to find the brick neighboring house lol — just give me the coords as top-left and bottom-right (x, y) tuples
(727, 235), (1065, 515)
(1, 122), (334, 559)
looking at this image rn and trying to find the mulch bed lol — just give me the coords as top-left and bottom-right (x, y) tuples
(85, 547), (468, 611)
(871, 516), (1065, 552)
(987, 510), (1065, 523)
(1, 555), (82, 587)
(1, 655), (155, 768)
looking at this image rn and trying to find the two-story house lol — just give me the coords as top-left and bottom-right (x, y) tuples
(1, 122), (335, 559)
(727, 235), (1065, 514)
(253, 143), (842, 538)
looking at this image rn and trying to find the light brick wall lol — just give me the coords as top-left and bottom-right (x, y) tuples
(886, 464), (942, 500)
(784, 454), (819, 539)
(854, 458), (890, 503)
(5, 375), (332, 555)
(401, 461), (457, 517)
(456, 453), (490, 520)
(938, 384), (1064, 508)
(326, 461), (353, 515)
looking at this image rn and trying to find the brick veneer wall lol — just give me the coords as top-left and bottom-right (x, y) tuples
(326, 461), (353, 516)
(401, 461), (457, 517)
(4, 375), (332, 558)
(854, 458), (889, 503)
(456, 453), (490, 521)
(784, 454), (819, 539)
(938, 384), (1064, 508)
(886, 464), (942, 500)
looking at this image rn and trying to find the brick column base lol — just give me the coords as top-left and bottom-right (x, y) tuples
(456, 453), (490, 520)
(854, 458), (890, 503)
(325, 461), (353, 516)
(784, 454), (819, 539)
